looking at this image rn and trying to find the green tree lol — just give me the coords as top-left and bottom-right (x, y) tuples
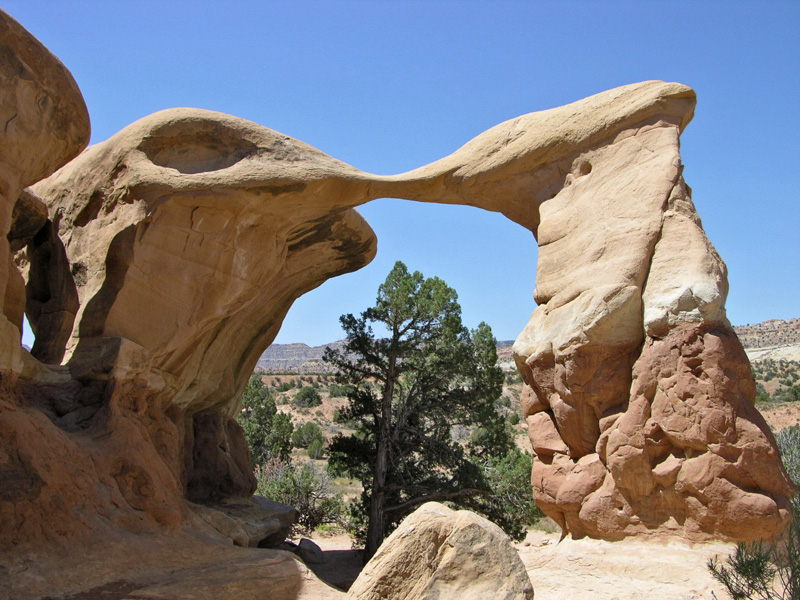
(292, 421), (325, 449)
(308, 438), (325, 459)
(238, 374), (293, 465)
(324, 261), (513, 559)
(295, 386), (322, 408)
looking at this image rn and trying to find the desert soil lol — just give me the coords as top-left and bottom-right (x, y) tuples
(298, 528), (736, 599)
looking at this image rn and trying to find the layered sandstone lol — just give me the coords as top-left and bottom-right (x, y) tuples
(0, 7), (792, 580)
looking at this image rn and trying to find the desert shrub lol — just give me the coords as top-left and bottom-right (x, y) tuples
(292, 421), (325, 449)
(509, 412), (520, 426)
(477, 448), (543, 540)
(295, 386), (322, 408)
(471, 427), (487, 444)
(708, 425), (800, 599)
(328, 383), (353, 398)
(308, 438), (324, 459)
(255, 459), (343, 531)
(776, 426), (800, 485)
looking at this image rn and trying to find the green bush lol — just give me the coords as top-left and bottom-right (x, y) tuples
(308, 438), (324, 459)
(509, 413), (520, 426)
(255, 459), (343, 531)
(292, 421), (325, 449)
(295, 386), (322, 408)
(237, 375), (293, 465)
(477, 448), (543, 540)
(328, 383), (353, 398)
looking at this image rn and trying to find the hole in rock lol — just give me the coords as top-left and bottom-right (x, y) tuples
(140, 128), (257, 174)
(273, 200), (538, 348)
(21, 313), (35, 350)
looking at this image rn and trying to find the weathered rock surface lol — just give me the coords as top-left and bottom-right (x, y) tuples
(4, 105), (380, 546)
(0, 11), (792, 598)
(0, 531), (344, 600)
(0, 9), (89, 376)
(347, 502), (534, 600)
(190, 495), (298, 548)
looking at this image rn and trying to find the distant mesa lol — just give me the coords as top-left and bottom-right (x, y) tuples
(255, 339), (517, 373)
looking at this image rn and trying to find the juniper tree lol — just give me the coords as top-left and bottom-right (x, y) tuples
(324, 261), (513, 560)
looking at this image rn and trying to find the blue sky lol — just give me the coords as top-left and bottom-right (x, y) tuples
(8, 1), (799, 346)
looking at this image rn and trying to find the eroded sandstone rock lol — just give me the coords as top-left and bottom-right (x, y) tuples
(0, 9), (89, 375)
(347, 502), (534, 600)
(369, 81), (793, 541)
(0, 6), (791, 563)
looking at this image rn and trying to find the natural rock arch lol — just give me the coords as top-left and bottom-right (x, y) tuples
(0, 9), (792, 550)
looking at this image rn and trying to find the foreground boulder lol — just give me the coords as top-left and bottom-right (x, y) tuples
(347, 503), (533, 600)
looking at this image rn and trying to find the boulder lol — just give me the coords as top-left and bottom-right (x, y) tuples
(346, 502), (533, 600)
(297, 538), (325, 565)
(191, 495), (298, 548)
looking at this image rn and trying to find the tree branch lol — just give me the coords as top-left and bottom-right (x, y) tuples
(383, 488), (489, 515)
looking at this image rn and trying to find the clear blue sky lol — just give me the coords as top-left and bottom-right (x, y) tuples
(8, 1), (799, 346)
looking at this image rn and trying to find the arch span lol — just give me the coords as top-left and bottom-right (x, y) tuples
(0, 30), (791, 548)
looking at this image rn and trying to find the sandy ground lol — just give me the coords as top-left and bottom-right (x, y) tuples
(299, 534), (364, 592)
(515, 529), (733, 600)
(761, 401), (800, 431)
(300, 529), (736, 599)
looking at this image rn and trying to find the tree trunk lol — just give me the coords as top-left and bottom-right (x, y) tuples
(364, 354), (396, 562)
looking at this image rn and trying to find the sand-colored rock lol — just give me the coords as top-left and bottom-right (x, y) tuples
(3, 105), (380, 547)
(0, 531), (344, 600)
(190, 495), (299, 548)
(0, 9), (89, 374)
(515, 528), (735, 600)
(347, 502), (533, 600)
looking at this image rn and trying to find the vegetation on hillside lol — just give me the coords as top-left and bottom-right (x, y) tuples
(753, 359), (800, 405)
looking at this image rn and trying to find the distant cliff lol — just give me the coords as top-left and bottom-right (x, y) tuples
(734, 318), (800, 349)
(256, 319), (799, 373)
(255, 340), (348, 373)
(257, 339), (516, 373)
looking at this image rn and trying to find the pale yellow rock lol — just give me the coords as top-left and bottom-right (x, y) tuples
(32, 108), (378, 417)
(0, 532), (344, 600)
(347, 502), (533, 600)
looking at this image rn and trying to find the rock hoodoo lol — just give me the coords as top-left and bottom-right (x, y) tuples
(0, 8), (792, 588)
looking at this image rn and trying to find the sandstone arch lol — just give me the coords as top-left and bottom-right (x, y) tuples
(0, 9), (792, 553)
